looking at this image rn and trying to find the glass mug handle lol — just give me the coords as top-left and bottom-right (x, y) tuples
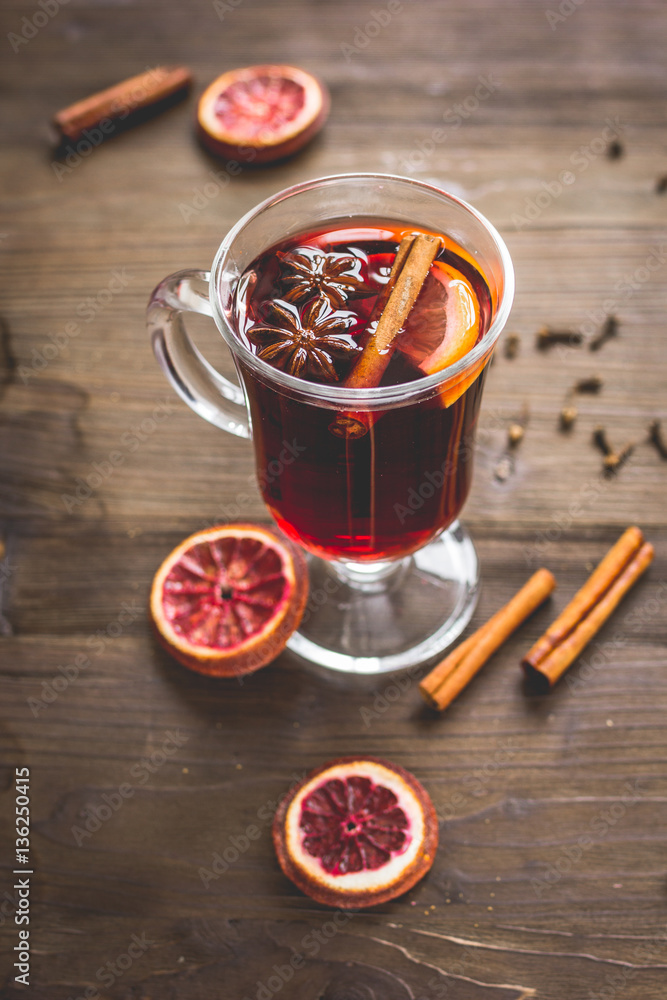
(147, 268), (251, 439)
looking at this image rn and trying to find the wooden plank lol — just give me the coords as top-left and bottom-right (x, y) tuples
(1, 0), (666, 997)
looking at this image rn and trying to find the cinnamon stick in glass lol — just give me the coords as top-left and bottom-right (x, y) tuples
(360, 234), (415, 336)
(329, 234), (439, 439)
(345, 233), (440, 389)
(420, 568), (557, 711)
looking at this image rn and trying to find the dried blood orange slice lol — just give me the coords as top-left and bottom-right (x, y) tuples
(197, 64), (330, 164)
(150, 524), (308, 677)
(397, 260), (481, 376)
(273, 756), (438, 908)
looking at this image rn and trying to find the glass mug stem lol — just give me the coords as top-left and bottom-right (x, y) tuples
(146, 174), (514, 673)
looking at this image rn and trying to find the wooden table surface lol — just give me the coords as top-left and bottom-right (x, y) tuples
(1, 1), (666, 997)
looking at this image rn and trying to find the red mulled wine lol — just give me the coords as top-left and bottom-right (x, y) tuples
(232, 219), (492, 561)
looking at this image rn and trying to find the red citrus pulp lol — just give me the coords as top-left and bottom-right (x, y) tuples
(197, 64), (330, 164)
(397, 259), (481, 375)
(273, 757), (438, 907)
(150, 523), (308, 677)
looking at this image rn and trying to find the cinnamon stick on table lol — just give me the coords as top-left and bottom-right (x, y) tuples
(53, 65), (193, 144)
(329, 234), (439, 439)
(419, 602), (508, 701)
(523, 526), (644, 670)
(523, 533), (654, 688)
(420, 568), (557, 712)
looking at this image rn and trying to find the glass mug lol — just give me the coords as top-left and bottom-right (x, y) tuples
(147, 173), (514, 674)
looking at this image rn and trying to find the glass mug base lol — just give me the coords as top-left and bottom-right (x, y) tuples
(287, 521), (479, 674)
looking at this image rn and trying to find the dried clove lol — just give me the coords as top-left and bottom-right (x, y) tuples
(536, 325), (583, 350)
(593, 427), (633, 475)
(606, 139), (624, 160)
(574, 375), (603, 393)
(495, 407), (528, 478)
(648, 419), (667, 459)
(589, 315), (618, 351)
(593, 426), (613, 456)
(656, 175), (667, 195)
(559, 405), (578, 431)
(504, 332), (521, 359)
(603, 442), (634, 476)
(558, 376), (603, 432)
(508, 423), (524, 447)
(493, 456), (512, 482)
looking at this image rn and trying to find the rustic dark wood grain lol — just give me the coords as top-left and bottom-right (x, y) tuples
(1, 1), (667, 997)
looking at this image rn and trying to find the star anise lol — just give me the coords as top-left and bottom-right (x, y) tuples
(247, 299), (360, 382)
(277, 247), (373, 308)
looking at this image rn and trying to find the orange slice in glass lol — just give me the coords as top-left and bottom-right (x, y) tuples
(396, 260), (485, 406)
(397, 260), (481, 375)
